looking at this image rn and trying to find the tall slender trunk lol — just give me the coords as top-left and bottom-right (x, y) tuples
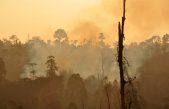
(118, 0), (126, 109)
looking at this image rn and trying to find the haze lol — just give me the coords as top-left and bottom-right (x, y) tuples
(0, 0), (169, 43)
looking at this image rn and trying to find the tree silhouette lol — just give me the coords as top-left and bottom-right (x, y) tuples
(117, 0), (127, 109)
(54, 29), (68, 42)
(98, 33), (105, 48)
(117, 1), (138, 109)
(104, 82), (111, 109)
(66, 74), (87, 109)
(46, 56), (58, 78)
(28, 62), (37, 80)
(9, 35), (19, 45)
(98, 33), (106, 78)
(162, 34), (169, 52)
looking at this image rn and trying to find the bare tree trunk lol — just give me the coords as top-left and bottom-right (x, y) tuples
(118, 0), (126, 109)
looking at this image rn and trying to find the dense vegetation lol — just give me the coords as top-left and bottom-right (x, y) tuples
(0, 32), (169, 109)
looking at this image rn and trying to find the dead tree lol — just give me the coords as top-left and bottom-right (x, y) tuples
(117, 1), (139, 109)
(117, 0), (127, 109)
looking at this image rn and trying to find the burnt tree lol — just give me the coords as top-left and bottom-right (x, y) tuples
(117, 0), (126, 109)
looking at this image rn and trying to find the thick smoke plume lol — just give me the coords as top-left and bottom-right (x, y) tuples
(70, 0), (169, 43)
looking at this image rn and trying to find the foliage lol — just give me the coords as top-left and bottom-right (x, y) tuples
(46, 56), (58, 78)
(0, 32), (169, 109)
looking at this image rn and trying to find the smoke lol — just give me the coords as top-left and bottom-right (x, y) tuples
(23, 35), (157, 82)
(69, 0), (169, 43)
(70, 21), (101, 42)
(20, 0), (169, 106)
(22, 37), (116, 79)
(1, 0), (168, 44)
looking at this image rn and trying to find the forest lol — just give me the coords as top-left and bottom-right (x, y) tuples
(0, 31), (169, 109)
(0, 0), (169, 109)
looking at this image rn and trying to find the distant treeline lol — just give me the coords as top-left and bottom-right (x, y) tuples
(0, 30), (169, 81)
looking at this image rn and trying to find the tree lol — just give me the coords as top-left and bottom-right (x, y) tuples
(98, 33), (105, 48)
(46, 56), (58, 78)
(54, 29), (68, 42)
(98, 33), (106, 78)
(0, 58), (6, 81)
(117, 0), (127, 109)
(9, 35), (19, 45)
(162, 34), (169, 52)
(117, 1), (138, 109)
(104, 80), (111, 109)
(29, 62), (37, 80)
(112, 80), (120, 109)
(66, 74), (87, 109)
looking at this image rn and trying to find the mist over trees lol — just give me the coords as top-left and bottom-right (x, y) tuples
(0, 31), (169, 109)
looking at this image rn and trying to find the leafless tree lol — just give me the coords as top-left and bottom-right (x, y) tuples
(117, 1), (139, 109)
(117, 0), (127, 109)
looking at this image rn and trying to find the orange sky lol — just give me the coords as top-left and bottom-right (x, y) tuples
(0, 0), (169, 43)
